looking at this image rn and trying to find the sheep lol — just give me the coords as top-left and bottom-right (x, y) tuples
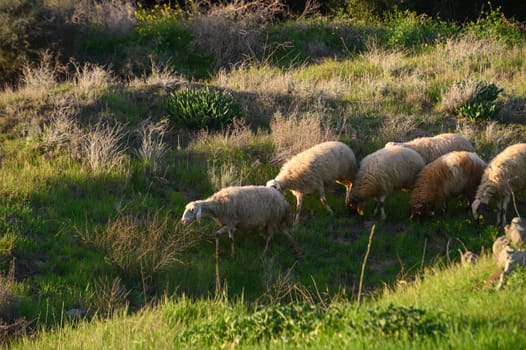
(471, 143), (526, 226)
(266, 141), (357, 225)
(385, 133), (474, 164)
(492, 236), (526, 289)
(409, 151), (487, 219)
(348, 145), (425, 220)
(180, 185), (299, 257)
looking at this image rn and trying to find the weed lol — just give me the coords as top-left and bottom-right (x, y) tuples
(166, 87), (244, 130)
(79, 211), (199, 287)
(82, 120), (128, 175)
(134, 119), (169, 175)
(441, 80), (503, 121)
(87, 276), (130, 318)
(269, 111), (335, 165)
(352, 303), (446, 339)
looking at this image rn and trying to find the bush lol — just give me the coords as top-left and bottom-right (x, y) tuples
(382, 9), (459, 50)
(166, 87), (244, 130)
(352, 304), (446, 339)
(0, 0), (43, 84)
(456, 81), (503, 122)
(464, 6), (524, 45)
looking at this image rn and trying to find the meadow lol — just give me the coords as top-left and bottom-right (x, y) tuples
(1, 0), (526, 348)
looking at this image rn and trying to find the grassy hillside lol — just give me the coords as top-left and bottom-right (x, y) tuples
(1, 0), (526, 347)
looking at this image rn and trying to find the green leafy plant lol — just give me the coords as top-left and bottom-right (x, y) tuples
(455, 80), (503, 122)
(464, 5), (523, 45)
(382, 9), (459, 50)
(166, 87), (244, 130)
(352, 304), (446, 339)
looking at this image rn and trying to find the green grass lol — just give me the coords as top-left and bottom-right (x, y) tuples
(1, 3), (526, 348)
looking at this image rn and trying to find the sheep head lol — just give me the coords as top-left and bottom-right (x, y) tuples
(471, 199), (487, 221)
(266, 179), (283, 192)
(348, 199), (364, 216)
(410, 203), (435, 221)
(181, 201), (204, 225)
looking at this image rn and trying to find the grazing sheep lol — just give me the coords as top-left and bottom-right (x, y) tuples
(348, 145), (425, 219)
(472, 143), (526, 226)
(181, 186), (299, 256)
(410, 151), (487, 219)
(385, 133), (474, 164)
(492, 236), (526, 290)
(266, 141), (357, 225)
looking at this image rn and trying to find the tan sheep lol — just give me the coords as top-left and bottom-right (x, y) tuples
(348, 145), (425, 220)
(472, 143), (526, 226)
(385, 133), (474, 164)
(410, 151), (487, 219)
(181, 186), (299, 256)
(266, 141), (357, 225)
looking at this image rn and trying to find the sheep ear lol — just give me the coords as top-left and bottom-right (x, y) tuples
(196, 205), (203, 223)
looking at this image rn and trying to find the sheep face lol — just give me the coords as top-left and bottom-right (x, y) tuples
(410, 203), (435, 221)
(181, 201), (202, 225)
(266, 179), (283, 192)
(471, 199), (487, 221)
(348, 199), (364, 216)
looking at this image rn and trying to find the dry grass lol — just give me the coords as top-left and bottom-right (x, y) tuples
(20, 50), (60, 92)
(269, 110), (336, 165)
(135, 119), (170, 175)
(456, 120), (519, 159)
(71, 0), (136, 37)
(83, 121), (128, 175)
(378, 115), (418, 143)
(36, 105), (84, 158)
(88, 276), (130, 318)
(0, 260), (27, 347)
(79, 211), (200, 284)
(73, 62), (115, 99)
(189, 0), (286, 68)
(191, 118), (255, 151)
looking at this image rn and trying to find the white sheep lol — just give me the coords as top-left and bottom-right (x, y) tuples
(472, 143), (526, 226)
(266, 141), (357, 225)
(410, 151), (487, 219)
(492, 236), (526, 290)
(385, 133), (474, 164)
(180, 185), (299, 256)
(348, 145), (425, 220)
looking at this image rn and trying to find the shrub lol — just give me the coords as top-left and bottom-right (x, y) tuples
(382, 9), (459, 50)
(134, 119), (170, 175)
(83, 121), (128, 175)
(166, 87), (244, 130)
(0, 0), (43, 84)
(352, 304), (446, 339)
(453, 80), (503, 122)
(464, 6), (523, 45)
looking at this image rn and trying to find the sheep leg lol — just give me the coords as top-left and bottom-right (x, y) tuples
(498, 195), (511, 227)
(373, 196), (386, 220)
(318, 184), (334, 216)
(263, 225), (274, 254)
(292, 191), (304, 225)
(281, 228), (302, 258)
(216, 226), (236, 257)
(336, 178), (352, 206)
(215, 233), (221, 294)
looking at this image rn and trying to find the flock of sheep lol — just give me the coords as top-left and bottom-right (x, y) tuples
(180, 132), (526, 284)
